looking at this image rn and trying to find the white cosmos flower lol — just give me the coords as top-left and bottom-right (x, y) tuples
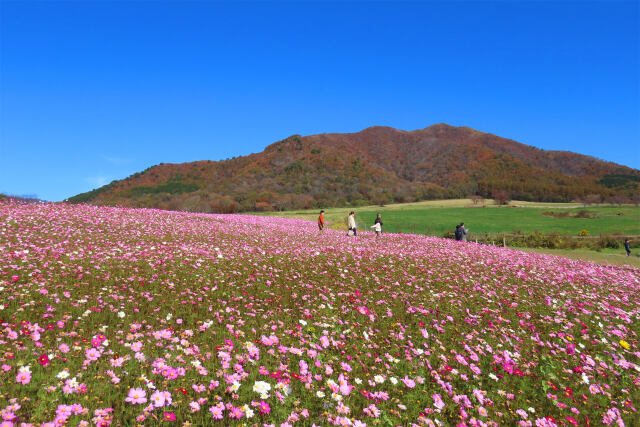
(252, 381), (271, 395)
(242, 405), (254, 418)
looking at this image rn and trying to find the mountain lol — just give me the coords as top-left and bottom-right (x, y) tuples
(68, 124), (639, 212)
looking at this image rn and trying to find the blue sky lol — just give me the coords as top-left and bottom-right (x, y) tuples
(1, 1), (638, 201)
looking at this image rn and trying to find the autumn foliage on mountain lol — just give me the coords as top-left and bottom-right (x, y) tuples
(68, 124), (640, 212)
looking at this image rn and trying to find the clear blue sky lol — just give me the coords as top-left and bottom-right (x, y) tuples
(1, 1), (638, 201)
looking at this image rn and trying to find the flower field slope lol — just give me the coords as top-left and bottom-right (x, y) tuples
(0, 202), (638, 427)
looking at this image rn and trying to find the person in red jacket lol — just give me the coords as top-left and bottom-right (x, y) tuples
(318, 210), (325, 231)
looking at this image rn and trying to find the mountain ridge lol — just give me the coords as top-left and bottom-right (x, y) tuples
(68, 124), (639, 212)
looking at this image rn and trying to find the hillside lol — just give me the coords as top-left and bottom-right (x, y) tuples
(68, 124), (640, 212)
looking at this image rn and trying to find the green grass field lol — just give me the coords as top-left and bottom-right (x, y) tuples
(253, 199), (640, 236)
(251, 199), (640, 267)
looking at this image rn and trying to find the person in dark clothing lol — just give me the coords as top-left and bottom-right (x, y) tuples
(625, 239), (631, 257)
(454, 224), (462, 241)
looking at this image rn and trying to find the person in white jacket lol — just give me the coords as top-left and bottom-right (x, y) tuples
(347, 211), (357, 236)
(370, 222), (381, 237)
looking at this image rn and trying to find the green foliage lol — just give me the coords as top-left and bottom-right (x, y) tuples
(594, 235), (620, 250)
(67, 180), (120, 203)
(598, 174), (640, 189)
(284, 161), (307, 174)
(128, 182), (199, 196)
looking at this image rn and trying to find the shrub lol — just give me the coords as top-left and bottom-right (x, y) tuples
(593, 236), (620, 250)
(578, 229), (590, 236)
(575, 210), (596, 218)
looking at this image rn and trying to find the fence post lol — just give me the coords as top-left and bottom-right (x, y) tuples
(503, 236), (506, 247)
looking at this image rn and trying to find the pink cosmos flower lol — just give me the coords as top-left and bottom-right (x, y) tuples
(433, 393), (445, 411)
(16, 371), (31, 385)
(150, 390), (165, 408)
(401, 376), (415, 388)
(85, 348), (100, 361)
(229, 406), (244, 419)
(320, 335), (330, 348)
(125, 388), (147, 404)
(209, 404), (224, 420)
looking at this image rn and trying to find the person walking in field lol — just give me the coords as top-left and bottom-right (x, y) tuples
(625, 239), (631, 257)
(318, 210), (325, 231)
(347, 211), (357, 236)
(370, 213), (383, 238)
(459, 222), (468, 242)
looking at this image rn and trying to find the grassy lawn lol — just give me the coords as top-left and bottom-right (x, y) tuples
(516, 247), (640, 268)
(252, 199), (640, 236)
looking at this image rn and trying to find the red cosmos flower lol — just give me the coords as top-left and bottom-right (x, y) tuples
(566, 416), (578, 425)
(163, 412), (176, 421)
(269, 370), (282, 379)
(39, 354), (50, 366)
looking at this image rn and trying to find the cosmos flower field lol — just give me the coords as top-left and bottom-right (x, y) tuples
(0, 203), (638, 427)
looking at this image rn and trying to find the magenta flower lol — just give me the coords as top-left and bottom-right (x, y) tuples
(209, 404), (224, 420)
(258, 401), (271, 415)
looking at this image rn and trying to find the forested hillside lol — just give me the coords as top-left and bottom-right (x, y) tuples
(68, 124), (639, 212)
